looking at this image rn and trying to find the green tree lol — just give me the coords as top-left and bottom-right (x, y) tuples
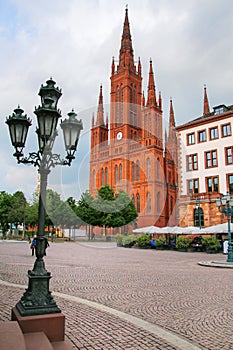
(76, 191), (97, 239)
(77, 185), (138, 239)
(94, 185), (138, 234)
(0, 191), (12, 234)
(65, 197), (83, 227)
(0, 191), (28, 237)
(46, 189), (63, 229)
(10, 191), (27, 237)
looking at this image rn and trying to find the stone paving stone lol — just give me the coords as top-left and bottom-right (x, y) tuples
(0, 241), (233, 349)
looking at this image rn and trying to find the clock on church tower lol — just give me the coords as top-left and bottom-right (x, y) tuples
(116, 131), (122, 140)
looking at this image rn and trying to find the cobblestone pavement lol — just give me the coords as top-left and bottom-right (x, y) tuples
(0, 240), (233, 350)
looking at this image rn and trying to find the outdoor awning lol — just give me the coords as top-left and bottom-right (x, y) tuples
(202, 223), (233, 234)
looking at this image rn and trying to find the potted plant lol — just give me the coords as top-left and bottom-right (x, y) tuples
(176, 236), (191, 252)
(202, 236), (220, 253)
(116, 234), (124, 247)
(137, 234), (151, 248)
(155, 236), (166, 250)
(122, 234), (137, 248)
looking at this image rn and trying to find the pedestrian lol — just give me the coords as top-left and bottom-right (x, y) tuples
(30, 235), (37, 256)
(44, 238), (50, 256)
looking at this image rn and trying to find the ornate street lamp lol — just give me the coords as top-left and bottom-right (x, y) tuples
(6, 78), (83, 316)
(216, 194), (233, 263)
(196, 198), (202, 229)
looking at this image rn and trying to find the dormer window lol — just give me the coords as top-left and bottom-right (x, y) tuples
(213, 105), (228, 115)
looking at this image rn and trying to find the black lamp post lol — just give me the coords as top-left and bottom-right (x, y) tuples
(6, 78), (83, 316)
(216, 194), (233, 263)
(196, 198), (202, 229)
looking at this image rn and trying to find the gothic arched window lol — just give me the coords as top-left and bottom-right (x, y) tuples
(119, 164), (123, 184)
(101, 168), (104, 186)
(115, 165), (119, 184)
(93, 170), (96, 188)
(170, 196), (173, 214)
(105, 167), (108, 184)
(147, 158), (151, 180)
(136, 193), (140, 213)
(156, 158), (160, 178)
(136, 160), (140, 181)
(157, 192), (161, 213)
(147, 192), (151, 213)
(132, 162), (135, 181)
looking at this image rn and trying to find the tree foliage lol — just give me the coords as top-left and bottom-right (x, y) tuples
(0, 189), (82, 235)
(76, 185), (138, 232)
(0, 191), (13, 233)
(0, 185), (137, 238)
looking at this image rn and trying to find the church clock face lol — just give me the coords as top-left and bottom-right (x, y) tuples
(116, 131), (123, 140)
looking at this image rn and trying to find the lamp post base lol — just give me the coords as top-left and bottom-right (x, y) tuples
(227, 242), (233, 263)
(227, 252), (233, 263)
(15, 265), (61, 317)
(11, 307), (65, 342)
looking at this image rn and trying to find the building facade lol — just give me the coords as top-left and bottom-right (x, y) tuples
(177, 86), (233, 227)
(89, 8), (178, 229)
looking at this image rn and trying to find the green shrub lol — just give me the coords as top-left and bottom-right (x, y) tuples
(176, 236), (191, 249)
(155, 236), (166, 247)
(116, 234), (124, 247)
(202, 237), (220, 252)
(122, 234), (137, 248)
(137, 234), (151, 248)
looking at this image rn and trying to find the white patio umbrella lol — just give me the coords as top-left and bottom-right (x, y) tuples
(160, 226), (206, 235)
(133, 226), (164, 234)
(202, 223), (233, 234)
(182, 226), (205, 234)
(160, 226), (183, 234)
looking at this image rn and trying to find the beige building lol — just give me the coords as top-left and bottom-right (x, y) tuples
(177, 87), (233, 228)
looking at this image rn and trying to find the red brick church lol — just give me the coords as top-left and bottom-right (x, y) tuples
(89, 8), (178, 228)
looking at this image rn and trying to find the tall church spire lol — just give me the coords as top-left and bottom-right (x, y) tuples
(146, 59), (157, 107)
(118, 7), (135, 71)
(169, 98), (175, 131)
(96, 85), (104, 126)
(203, 84), (210, 115)
(166, 98), (178, 165)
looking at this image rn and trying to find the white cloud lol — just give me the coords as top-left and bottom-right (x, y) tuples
(1, 0), (233, 199)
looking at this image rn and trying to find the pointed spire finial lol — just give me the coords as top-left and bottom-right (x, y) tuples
(118, 6), (135, 71)
(96, 84), (104, 126)
(142, 91), (145, 107)
(146, 59), (157, 107)
(203, 84), (210, 115)
(158, 91), (162, 109)
(169, 98), (175, 127)
(138, 56), (141, 76)
(111, 56), (115, 75)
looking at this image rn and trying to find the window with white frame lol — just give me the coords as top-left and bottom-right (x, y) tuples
(226, 147), (233, 165)
(187, 154), (198, 171)
(187, 179), (199, 194)
(222, 123), (231, 137)
(209, 127), (219, 140)
(206, 176), (219, 193)
(205, 150), (217, 168)
(198, 130), (206, 143)
(228, 174), (233, 195)
(187, 132), (195, 145)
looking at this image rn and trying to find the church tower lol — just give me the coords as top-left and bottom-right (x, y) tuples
(90, 8), (178, 228)
(110, 7), (142, 141)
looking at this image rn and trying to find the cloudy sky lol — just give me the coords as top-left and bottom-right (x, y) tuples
(0, 0), (233, 202)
